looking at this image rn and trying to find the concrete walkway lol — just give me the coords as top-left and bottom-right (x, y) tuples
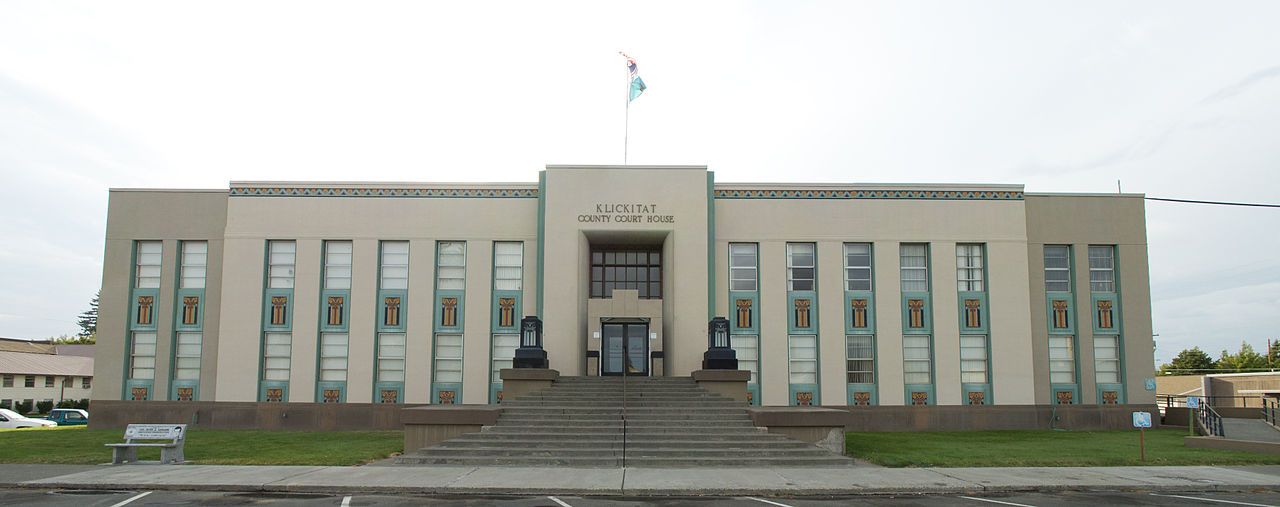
(1223, 418), (1280, 443)
(2, 464), (1279, 495)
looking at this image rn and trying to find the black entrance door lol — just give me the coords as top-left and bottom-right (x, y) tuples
(601, 323), (648, 376)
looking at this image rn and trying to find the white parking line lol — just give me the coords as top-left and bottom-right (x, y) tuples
(547, 495), (573, 507)
(341, 495), (352, 506)
(108, 491), (153, 507)
(1150, 493), (1278, 507)
(959, 496), (1038, 507)
(745, 497), (796, 507)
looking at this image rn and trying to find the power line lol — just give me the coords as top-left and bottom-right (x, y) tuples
(1145, 197), (1280, 208)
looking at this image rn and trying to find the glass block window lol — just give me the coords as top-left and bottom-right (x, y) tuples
(377, 333), (406, 383)
(262, 332), (291, 381)
(786, 243), (816, 291)
(318, 333), (348, 382)
(324, 241), (353, 290)
(730, 335), (759, 383)
(491, 334), (519, 382)
(1043, 245), (1071, 293)
(267, 241), (297, 289)
(1095, 335), (1121, 383)
(729, 243), (758, 292)
(174, 332), (202, 380)
(900, 244), (929, 292)
(788, 335), (817, 384)
(960, 335), (988, 383)
(846, 335), (874, 383)
(1089, 245), (1116, 292)
(129, 332), (157, 380)
(1049, 335), (1075, 383)
(379, 241), (409, 290)
(844, 243), (872, 291)
(180, 241), (208, 289)
(434, 334), (463, 382)
(956, 244), (984, 292)
(902, 335), (931, 384)
(135, 241), (162, 288)
(493, 242), (523, 291)
(590, 249), (662, 298)
(436, 242), (467, 290)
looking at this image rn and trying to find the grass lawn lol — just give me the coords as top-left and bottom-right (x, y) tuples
(0, 426), (402, 465)
(847, 429), (1280, 467)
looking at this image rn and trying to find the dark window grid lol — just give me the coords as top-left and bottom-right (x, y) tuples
(24, 376), (35, 387)
(590, 249), (662, 299)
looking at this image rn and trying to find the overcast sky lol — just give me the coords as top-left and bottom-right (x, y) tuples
(1, 1), (1277, 368)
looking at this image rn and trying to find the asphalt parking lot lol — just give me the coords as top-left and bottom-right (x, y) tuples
(2, 489), (1278, 506)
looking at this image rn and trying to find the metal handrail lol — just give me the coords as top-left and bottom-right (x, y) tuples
(1263, 398), (1280, 429)
(1196, 404), (1225, 437)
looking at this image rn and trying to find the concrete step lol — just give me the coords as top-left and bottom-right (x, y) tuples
(500, 400), (743, 407)
(393, 455), (852, 467)
(461, 431), (791, 442)
(480, 426), (767, 435)
(432, 438), (814, 450)
(497, 414), (750, 423)
(415, 446), (833, 458)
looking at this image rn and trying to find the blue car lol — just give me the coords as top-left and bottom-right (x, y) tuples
(46, 409), (88, 426)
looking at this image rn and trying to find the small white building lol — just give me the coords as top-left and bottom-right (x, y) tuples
(0, 338), (94, 413)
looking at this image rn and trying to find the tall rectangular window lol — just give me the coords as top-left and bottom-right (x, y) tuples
(590, 249), (662, 298)
(1094, 335), (1120, 383)
(262, 332), (291, 381)
(846, 335), (874, 383)
(1088, 246), (1115, 292)
(434, 334), (463, 382)
(960, 335), (988, 383)
(729, 243), (758, 291)
(786, 243), (815, 291)
(843, 243), (872, 291)
(493, 242), (523, 291)
(437, 242), (467, 290)
(899, 244), (929, 292)
(491, 334), (519, 382)
(268, 241), (296, 288)
(377, 333), (406, 382)
(324, 241), (353, 290)
(129, 332), (157, 380)
(956, 244), (984, 291)
(173, 332), (202, 380)
(380, 241), (409, 290)
(902, 335), (931, 384)
(1043, 245), (1071, 292)
(788, 335), (817, 384)
(731, 335), (759, 383)
(318, 333), (348, 382)
(135, 241), (162, 288)
(180, 241), (208, 289)
(1049, 335), (1075, 383)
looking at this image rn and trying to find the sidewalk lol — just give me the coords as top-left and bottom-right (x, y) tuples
(3, 464), (1279, 495)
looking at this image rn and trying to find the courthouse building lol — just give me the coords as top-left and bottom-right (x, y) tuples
(93, 165), (1154, 409)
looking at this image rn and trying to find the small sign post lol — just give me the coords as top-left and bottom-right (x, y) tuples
(1133, 411), (1153, 461)
(1187, 397), (1201, 436)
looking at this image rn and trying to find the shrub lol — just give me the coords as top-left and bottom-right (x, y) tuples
(14, 400), (33, 415)
(36, 400), (54, 414)
(75, 399), (90, 410)
(56, 400), (75, 409)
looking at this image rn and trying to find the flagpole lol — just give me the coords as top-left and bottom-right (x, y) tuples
(624, 57), (630, 166)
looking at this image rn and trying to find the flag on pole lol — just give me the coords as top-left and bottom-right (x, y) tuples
(620, 52), (646, 101)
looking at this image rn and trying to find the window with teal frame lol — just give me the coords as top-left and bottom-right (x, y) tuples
(785, 242), (819, 406)
(956, 243), (991, 404)
(728, 242), (761, 405)
(1044, 244), (1079, 404)
(375, 240), (408, 403)
(490, 241), (522, 403)
(259, 240), (295, 402)
(900, 243), (934, 405)
(432, 241), (466, 403)
(317, 240), (351, 403)
(843, 242), (876, 405)
(125, 240), (161, 401)
(170, 240), (206, 401)
(1089, 245), (1124, 404)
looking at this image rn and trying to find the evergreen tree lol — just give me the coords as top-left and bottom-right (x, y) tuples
(1159, 347), (1215, 375)
(76, 291), (98, 340)
(1216, 342), (1269, 373)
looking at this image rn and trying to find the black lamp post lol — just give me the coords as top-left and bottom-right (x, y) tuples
(701, 316), (737, 370)
(513, 316), (549, 369)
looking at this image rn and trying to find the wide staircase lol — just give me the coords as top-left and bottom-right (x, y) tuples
(394, 376), (853, 467)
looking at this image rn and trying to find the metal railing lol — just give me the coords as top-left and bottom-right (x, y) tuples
(1196, 404), (1225, 437)
(1156, 394), (1269, 415)
(1264, 398), (1280, 429)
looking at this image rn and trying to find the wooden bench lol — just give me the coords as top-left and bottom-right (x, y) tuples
(105, 424), (188, 464)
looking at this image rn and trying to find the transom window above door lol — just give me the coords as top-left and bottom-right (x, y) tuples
(590, 249), (662, 299)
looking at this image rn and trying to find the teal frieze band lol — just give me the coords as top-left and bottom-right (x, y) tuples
(713, 189), (1023, 200)
(230, 187), (538, 198)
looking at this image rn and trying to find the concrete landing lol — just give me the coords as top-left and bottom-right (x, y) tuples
(1223, 418), (1280, 443)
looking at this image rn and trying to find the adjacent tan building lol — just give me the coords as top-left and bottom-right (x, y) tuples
(93, 166), (1154, 410)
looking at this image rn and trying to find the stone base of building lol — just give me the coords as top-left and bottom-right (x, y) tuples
(843, 403), (1159, 432)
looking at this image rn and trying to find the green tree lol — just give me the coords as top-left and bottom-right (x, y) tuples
(1216, 342), (1269, 373)
(1159, 347), (1215, 375)
(76, 291), (98, 340)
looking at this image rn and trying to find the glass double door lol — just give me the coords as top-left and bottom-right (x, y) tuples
(601, 323), (648, 376)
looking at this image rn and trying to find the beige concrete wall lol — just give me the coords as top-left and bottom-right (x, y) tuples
(97, 190), (228, 401)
